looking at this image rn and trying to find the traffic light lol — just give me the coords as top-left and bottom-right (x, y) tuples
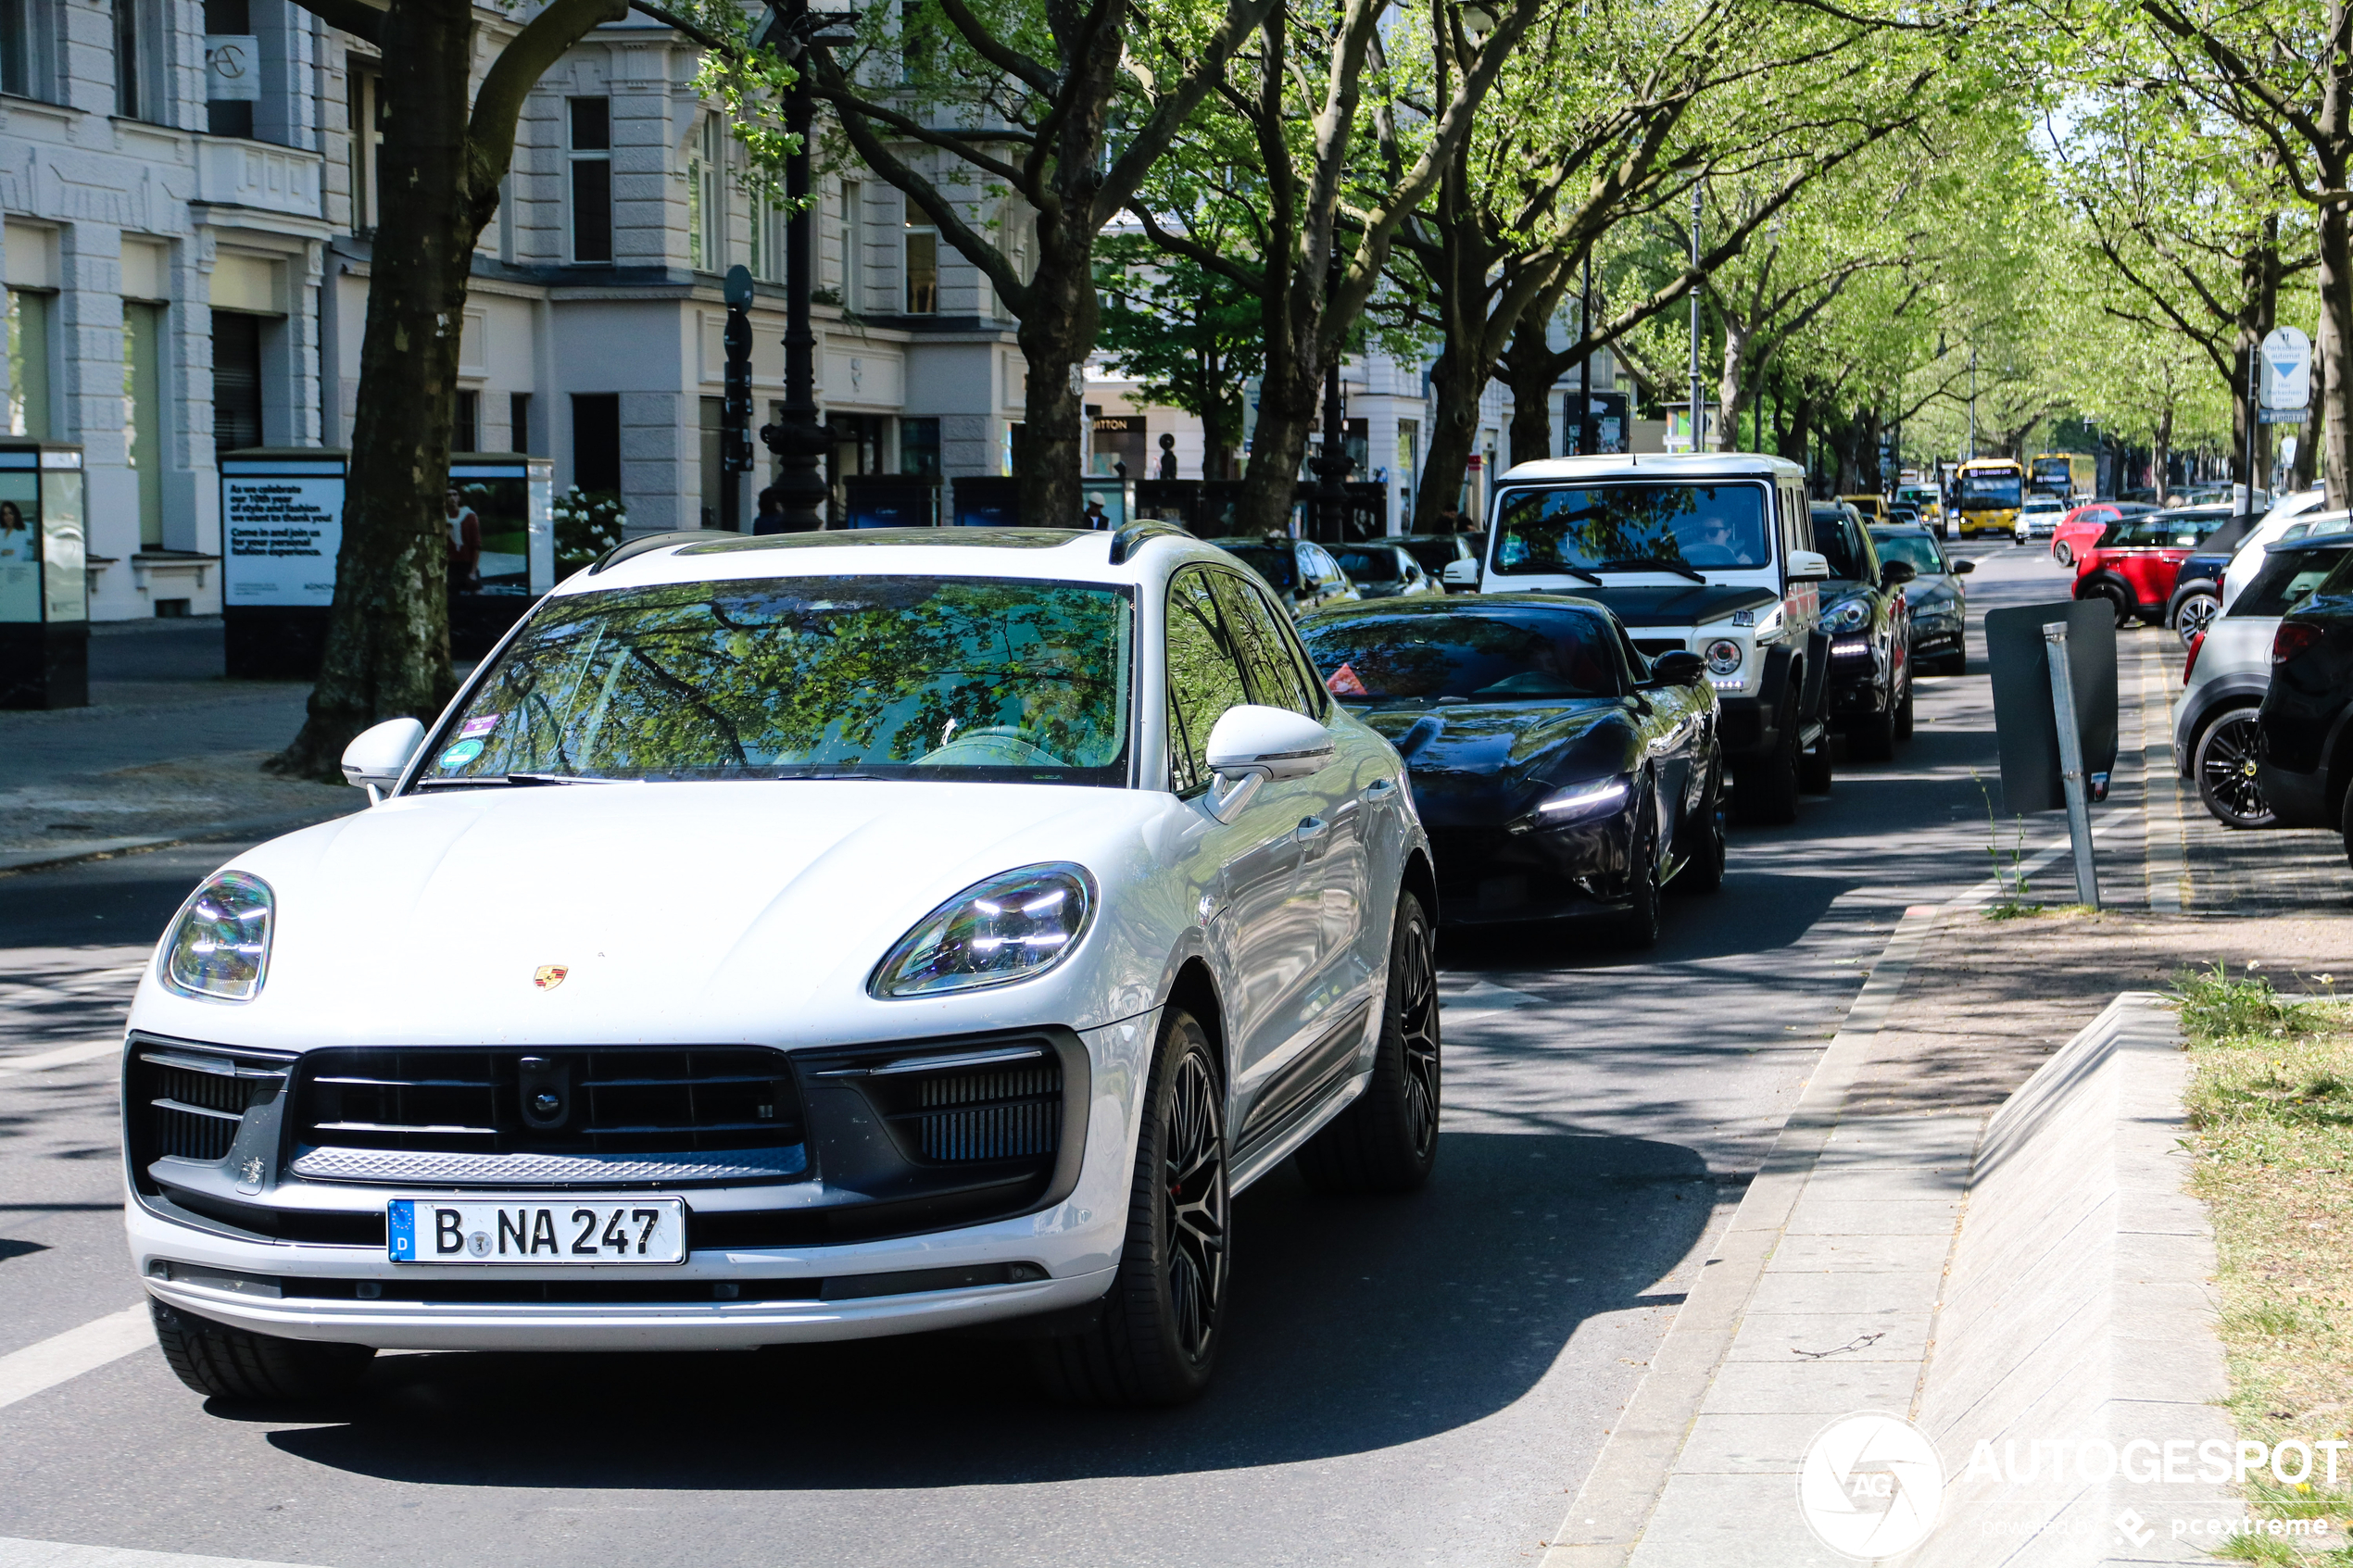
(722, 265), (755, 477)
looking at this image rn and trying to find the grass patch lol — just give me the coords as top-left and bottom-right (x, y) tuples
(2174, 963), (2353, 1560)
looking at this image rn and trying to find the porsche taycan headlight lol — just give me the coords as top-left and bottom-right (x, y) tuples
(871, 862), (1097, 998)
(1824, 597), (1870, 633)
(160, 871), (274, 1002)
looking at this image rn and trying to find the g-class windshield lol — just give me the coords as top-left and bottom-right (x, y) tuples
(1492, 483), (1771, 577)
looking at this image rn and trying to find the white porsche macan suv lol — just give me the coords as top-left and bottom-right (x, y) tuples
(124, 524), (1438, 1407)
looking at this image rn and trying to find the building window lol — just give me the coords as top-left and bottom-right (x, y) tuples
(749, 197), (783, 285)
(688, 114), (723, 272)
(348, 68), (385, 232)
(6, 288), (52, 438)
(2, 0), (56, 101)
(204, 0), (254, 138)
(904, 223), (937, 314)
(114, 0), (162, 121)
(510, 391), (533, 455)
(838, 180), (862, 307)
(900, 416), (939, 478)
(452, 389), (477, 452)
(572, 393), (621, 494)
(213, 311), (264, 456)
(569, 98), (613, 265)
(124, 302), (165, 546)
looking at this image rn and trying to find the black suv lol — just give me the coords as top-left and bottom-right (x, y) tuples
(1810, 502), (1915, 760)
(2256, 548), (2353, 859)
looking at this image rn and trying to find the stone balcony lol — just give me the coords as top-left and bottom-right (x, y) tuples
(195, 138), (323, 221)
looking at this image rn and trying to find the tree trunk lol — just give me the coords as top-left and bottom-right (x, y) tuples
(1014, 227), (1096, 526)
(2153, 404), (2173, 506)
(1415, 344), (1486, 531)
(2296, 310), (2324, 493)
(1856, 407), (1882, 492)
(1716, 318), (1751, 453)
(2321, 194), (2353, 510)
(272, 0), (490, 779)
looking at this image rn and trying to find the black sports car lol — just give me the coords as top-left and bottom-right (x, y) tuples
(1296, 594), (1725, 946)
(1810, 502), (1914, 760)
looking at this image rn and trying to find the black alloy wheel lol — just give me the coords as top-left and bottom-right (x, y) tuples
(1034, 1009), (1228, 1405)
(2096, 583), (2134, 630)
(1297, 892), (1441, 1194)
(2174, 590), (2221, 644)
(150, 1299), (373, 1403)
(1609, 804), (1664, 948)
(1736, 686), (1803, 824)
(1671, 759), (1728, 895)
(2195, 708), (2274, 828)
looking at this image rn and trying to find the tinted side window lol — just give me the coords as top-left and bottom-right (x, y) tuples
(1211, 571), (1321, 717)
(1165, 568), (1253, 792)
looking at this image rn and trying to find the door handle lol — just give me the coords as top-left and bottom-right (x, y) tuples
(1363, 777), (1395, 800)
(1294, 815), (1330, 850)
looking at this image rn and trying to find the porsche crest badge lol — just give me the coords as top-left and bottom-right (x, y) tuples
(533, 964), (570, 990)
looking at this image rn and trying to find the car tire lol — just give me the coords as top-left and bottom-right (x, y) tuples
(1608, 806), (1663, 948)
(1892, 669), (1915, 742)
(1849, 693), (1898, 762)
(2195, 707), (2275, 828)
(2174, 589), (2221, 645)
(1671, 760), (1728, 895)
(1034, 1007), (1229, 1407)
(2055, 542), (2073, 567)
(1798, 719), (1833, 793)
(1736, 689), (1803, 824)
(149, 1299), (372, 1402)
(1296, 893), (1441, 1195)
(1933, 646), (1967, 676)
(2095, 583), (2133, 629)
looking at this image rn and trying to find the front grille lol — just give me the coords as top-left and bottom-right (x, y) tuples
(1632, 637), (1688, 660)
(126, 1042), (292, 1168)
(289, 1047), (808, 1185)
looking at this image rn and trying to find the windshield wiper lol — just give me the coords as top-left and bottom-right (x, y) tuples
(1592, 557), (1707, 583)
(1547, 565), (1604, 585)
(414, 772), (611, 789)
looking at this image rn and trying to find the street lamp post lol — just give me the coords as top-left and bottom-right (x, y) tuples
(756, 0), (855, 533)
(1311, 262), (1352, 543)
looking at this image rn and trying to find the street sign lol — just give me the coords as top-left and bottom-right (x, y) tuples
(1987, 601), (2116, 816)
(2261, 326), (2312, 409)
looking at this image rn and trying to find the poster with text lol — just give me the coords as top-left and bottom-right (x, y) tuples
(225, 476), (343, 606)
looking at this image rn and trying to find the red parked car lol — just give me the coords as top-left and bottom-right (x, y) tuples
(2050, 501), (2155, 568)
(2071, 505), (2234, 627)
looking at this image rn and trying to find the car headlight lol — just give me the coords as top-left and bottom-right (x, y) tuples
(1825, 597), (1870, 633)
(870, 862), (1097, 998)
(1531, 776), (1630, 826)
(160, 872), (274, 1002)
(1703, 637), (1743, 675)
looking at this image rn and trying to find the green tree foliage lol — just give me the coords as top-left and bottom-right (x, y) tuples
(1092, 237), (1265, 480)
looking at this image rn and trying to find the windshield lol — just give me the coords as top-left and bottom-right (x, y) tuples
(418, 575), (1133, 787)
(2032, 459), (2072, 488)
(1870, 533), (1945, 575)
(1494, 483), (1770, 575)
(1958, 470), (2022, 509)
(1215, 543), (1298, 591)
(2234, 546), (2353, 617)
(1332, 546), (1403, 583)
(1298, 611), (1623, 703)
(1812, 508), (1868, 580)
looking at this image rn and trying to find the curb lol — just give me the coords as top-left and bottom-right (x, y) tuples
(0, 804), (360, 878)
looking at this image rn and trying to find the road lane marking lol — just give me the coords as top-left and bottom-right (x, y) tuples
(2138, 639), (2188, 911)
(0, 1539), (327, 1568)
(0, 1041), (122, 1081)
(0, 1307), (152, 1412)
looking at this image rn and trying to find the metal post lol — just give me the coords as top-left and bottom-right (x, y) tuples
(757, 0), (831, 532)
(1571, 255), (1591, 458)
(1688, 186), (1704, 450)
(2240, 341), (2260, 533)
(2043, 622), (2100, 909)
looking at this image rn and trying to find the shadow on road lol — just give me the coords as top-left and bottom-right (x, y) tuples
(249, 1129), (1711, 1486)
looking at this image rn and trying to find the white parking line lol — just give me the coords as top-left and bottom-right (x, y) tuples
(0, 1538), (327, 1568)
(0, 1307), (153, 1412)
(0, 1041), (122, 1081)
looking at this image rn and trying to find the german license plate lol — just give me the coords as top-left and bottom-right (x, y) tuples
(387, 1197), (686, 1264)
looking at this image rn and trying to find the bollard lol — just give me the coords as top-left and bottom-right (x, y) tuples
(2042, 621), (2100, 908)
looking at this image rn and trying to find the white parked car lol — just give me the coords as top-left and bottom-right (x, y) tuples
(2218, 489), (2332, 612)
(2173, 524), (2353, 825)
(123, 524), (1439, 1408)
(2012, 496), (2066, 542)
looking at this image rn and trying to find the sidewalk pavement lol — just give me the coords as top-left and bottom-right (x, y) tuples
(0, 619), (359, 873)
(1547, 630), (2353, 1566)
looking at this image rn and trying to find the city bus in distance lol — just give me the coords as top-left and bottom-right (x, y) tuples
(2031, 452), (2096, 503)
(1954, 458), (2026, 538)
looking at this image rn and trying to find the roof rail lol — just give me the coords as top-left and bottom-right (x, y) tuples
(587, 528), (734, 575)
(1107, 519), (1192, 565)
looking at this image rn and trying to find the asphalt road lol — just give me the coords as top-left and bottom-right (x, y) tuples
(0, 544), (2112, 1568)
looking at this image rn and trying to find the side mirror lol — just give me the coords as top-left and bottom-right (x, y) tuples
(1787, 549), (1831, 582)
(1206, 704), (1334, 783)
(340, 717), (425, 801)
(1881, 559), (1917, 587)
(1650, 649), (1708, 687)
(1442, 558), (1480, 591)
(1953, 558), (1976, 575)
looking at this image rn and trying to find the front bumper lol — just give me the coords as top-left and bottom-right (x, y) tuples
(2256, 761), (2331, 828)
(1426, 808), (1640, 926)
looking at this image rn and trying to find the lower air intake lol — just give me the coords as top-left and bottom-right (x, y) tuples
(915, 1063), (1061, 1162)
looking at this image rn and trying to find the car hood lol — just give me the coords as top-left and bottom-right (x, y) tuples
(1901, 578), (1959, 613)
(132, 781), (1167, 1049)
(1558, 582), (1779, 628)
(1350, 700), (1629, 826)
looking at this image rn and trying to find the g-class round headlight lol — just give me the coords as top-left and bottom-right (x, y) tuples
(160, 871), (274, 1002)
(1704, 638), (1743, 675)
(870, 862), (1097, 998)
(1825, 597), (1870, 633)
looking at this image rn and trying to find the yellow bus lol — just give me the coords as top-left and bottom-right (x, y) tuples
(2031, 452), (2096, 504)
(1954, 458), (2026, 538)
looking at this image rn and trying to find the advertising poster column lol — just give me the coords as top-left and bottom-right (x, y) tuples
(448, 455), (555, 659)
(0, 442), (90, 709)
(220, 449), (346, 679)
